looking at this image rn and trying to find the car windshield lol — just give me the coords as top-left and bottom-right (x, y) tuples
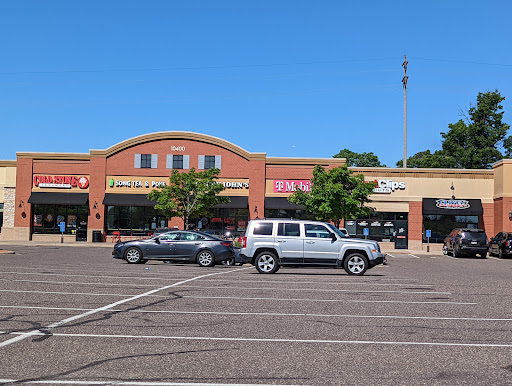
(326, 223), (348, 238)
(461, 231), (487, 241)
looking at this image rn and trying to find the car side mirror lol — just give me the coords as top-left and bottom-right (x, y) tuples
(155, 237), (161, 244)
(330, 232), (337, 241)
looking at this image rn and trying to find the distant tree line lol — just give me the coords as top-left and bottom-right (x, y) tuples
(334, 90), (511, 169)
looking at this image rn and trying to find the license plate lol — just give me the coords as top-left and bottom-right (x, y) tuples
(471, 241), (477, 245)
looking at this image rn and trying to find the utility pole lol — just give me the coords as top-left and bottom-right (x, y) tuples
(402, 55), (408, 168)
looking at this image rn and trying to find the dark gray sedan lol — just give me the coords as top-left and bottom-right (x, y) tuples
(112, 230), (235, 267)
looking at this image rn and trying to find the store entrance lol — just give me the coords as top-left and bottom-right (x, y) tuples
(76, 213), (88, 241)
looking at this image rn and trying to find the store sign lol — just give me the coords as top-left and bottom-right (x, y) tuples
(436, 199), (470, 210)
(358, 221), (368, 226)
(170, 146), (186, 151)
(109, 178), (167, 188)
(220, 181), (249, 189)
(34, 175), (89, 189)
(274, 180), (311, 193)
(373, 179), (406, 194)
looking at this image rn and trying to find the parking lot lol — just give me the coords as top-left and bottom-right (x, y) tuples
(0, 245), (511, 385)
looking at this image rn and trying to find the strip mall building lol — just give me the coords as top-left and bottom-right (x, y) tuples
(1, 131), (512, 250)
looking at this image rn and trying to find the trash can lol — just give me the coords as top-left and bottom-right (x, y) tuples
(92, 230), (103, 242)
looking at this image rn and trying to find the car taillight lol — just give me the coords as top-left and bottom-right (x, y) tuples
(242, 237), (247, 248)
(507, 240), (511, 248)
(220, 241), (232, 247)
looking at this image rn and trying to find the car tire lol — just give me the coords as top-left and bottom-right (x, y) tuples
(343, 253), (369, 276)
(255, 251), (280, 274)
(125, 247), (143, 264)
(498, 248), (503, 259)
(453, 247), (460, 258)
(197, 250), (215, 267)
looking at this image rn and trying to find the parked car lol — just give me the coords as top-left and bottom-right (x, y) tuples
(443, 228), (488, 258)
(488, 232), (512, 258)
(112, 230), (235, 266)
(240, 219), (386, 275)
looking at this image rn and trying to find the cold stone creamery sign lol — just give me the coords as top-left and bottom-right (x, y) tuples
(33, 175), (90, 189)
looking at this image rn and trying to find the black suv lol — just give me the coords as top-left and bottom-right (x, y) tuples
(488, 232), (512, 259)
(443, 228), (488, 258)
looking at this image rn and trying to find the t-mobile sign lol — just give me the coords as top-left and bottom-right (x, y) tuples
(274, 180), (311, 193)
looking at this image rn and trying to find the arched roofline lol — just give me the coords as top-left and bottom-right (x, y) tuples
(89, 131), (266, 161)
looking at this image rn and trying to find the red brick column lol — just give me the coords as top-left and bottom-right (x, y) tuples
(249, 158), (266, 220)
(408, 201), (423, 250)
(87, 156), (107, 241)
(14, 158), (33, 240)
(481, 202), (494, 237)
(493, 197), (512, 235)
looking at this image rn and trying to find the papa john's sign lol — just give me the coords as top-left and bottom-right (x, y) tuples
(33, 175), (90, 190)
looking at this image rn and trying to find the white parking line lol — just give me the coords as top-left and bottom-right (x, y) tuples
(0, 267), (250, 349)
(487, 256), (503, 261)
(0, 290), (474, 305)
(0, 380), (274, 385)
(0, 331), (510, 348)
(409, 254), (420, 259)
(387, 253), (395, 258)
(1, 305), (506, 321)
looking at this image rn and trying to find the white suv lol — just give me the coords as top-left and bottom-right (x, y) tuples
(240, 219), (385, 275)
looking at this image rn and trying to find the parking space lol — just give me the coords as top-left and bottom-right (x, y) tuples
(0, 245), (511, 385)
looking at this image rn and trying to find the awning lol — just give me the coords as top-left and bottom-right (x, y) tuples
(103, 194), (157, 207)
(422, 198), (483, 216)
(28, 192), (89, 205)
(213, 196), (248, 209)
(265, 197), (306, 210)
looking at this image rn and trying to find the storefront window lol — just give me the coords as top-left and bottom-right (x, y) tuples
(423, 214), (479, 243)
(107, 206), (165, 236)
(32, 204), (88, 235)
(191, 208), (249, 237)
(264, 209), (315, 221)
(347, 212), (408, 242)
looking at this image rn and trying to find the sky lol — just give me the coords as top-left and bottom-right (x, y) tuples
(1, 0), (511, 167)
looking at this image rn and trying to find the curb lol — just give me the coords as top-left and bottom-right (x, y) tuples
(0, 250), (15, 254)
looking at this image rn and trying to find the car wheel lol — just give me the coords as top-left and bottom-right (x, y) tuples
(442, 244), (448, 255)
(255, 251), (279, 274)
(197, 250), (215, 267)
(498, 248), (503, 259)
(125, 247), (143, 264)
(343, 253), (369, 276)
(453, 247), (460, 258)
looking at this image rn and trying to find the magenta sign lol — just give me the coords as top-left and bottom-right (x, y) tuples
(273, 180), (311, 193)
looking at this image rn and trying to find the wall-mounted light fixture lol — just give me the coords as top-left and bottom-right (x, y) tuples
(18, 200), (24, 208)
(254, 205), (258, 213)
(93, 201), (98, 209)
(450, 182), (455, 200)
(509, 210), (512, 220)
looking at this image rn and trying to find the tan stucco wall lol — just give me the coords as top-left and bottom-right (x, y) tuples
(0, 161), (17, 202)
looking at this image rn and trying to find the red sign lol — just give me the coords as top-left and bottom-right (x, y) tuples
(34, 175), (89, 189)
(273, 180), (311, 193)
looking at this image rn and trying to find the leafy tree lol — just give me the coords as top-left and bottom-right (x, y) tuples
(396, 150), (457, 168)
(334, 148), (386, 167)
(288, 165), (375, 227)
(147, 167), (229, 230)
(397, 90), (511, 168)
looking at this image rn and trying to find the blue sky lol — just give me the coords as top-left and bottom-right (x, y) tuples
(1, 0), (511, 167)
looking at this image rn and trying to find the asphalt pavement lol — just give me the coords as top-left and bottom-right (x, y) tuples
(0, 244), (511, 385)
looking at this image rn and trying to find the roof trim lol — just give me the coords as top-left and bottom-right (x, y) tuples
(17, 153), (91, 161)
(266, 157), (346, 166)
(90, 131), (267, 161)
(0, 160), (17, 166)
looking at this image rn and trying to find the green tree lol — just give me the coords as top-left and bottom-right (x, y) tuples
(288, 165), (375, 227)
(334, 148), (386, 167)
(397, 90), (511, 168)
(396, 150), (457, 168)
(147, 167), (229, 230)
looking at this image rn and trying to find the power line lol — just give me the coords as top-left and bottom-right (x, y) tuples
(0, 58), (399, 75)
